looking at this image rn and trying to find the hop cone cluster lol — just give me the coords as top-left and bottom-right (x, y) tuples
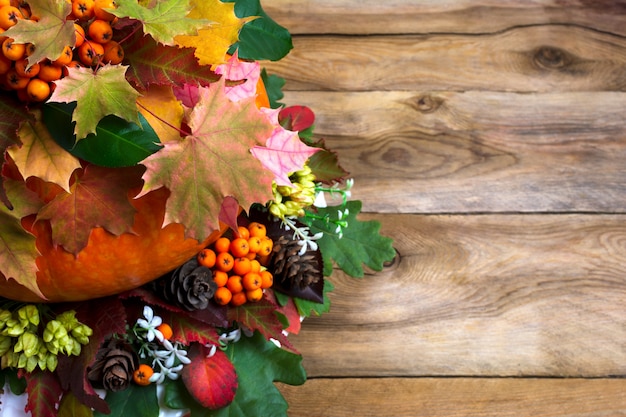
(0, 306), (92, 372)
(152, 257), (217, 311)
(269, 165), (317, 219)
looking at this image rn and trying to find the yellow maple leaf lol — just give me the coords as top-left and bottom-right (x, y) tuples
(8, 110), (81, 193)
(137, 85), (184, 144)
(174, 0), (251, 65)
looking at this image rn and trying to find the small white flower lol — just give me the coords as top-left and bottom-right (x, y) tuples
(150, 362), (184, 384)
(136, 306), (163, 342)
(313, 191), (327, 208)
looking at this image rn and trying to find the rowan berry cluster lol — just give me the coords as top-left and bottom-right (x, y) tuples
(197, 222), (275, 307)
(0, 0), (122, 102)
(0, 305), (92, 372)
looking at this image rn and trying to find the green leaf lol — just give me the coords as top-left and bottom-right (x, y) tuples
(111, 0), (210, 46)
(294, 279), (334, 317)
(94, 384), (159, 417)
(226, 0), (293, 61)
(42, 102), (162, 167)
(260, 69), (285, 109)
(202, 331), (306, 417)
(302, 201), (395, 277)
(47, 65), (141, 141)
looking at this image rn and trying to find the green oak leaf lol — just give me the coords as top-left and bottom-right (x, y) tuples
(111, 0), (210, 45)
(94, 383), (159, 417)
(275, 279), (334, 318)
(3, 0), (74, 66)
(302, 201), (395, 277)
(47, 65), (141, 140)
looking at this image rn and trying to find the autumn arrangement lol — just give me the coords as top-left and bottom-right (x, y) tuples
(0, 0), (395, 415)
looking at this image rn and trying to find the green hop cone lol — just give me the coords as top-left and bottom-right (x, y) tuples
(14, 332), (41, 358)
(16, 305), (40, 327)
(0, 309), (11, 331)
(0, 335), (11, 356)
(56, 311), (79, 331)
(3, 318), (28, 337)
(71, 324), (93, 345)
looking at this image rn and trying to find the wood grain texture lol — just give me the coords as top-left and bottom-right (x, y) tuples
(280, 90), (626, 213)
(279, 378), (626, 417)
(263, 26), (626, 92)
(288, 213), (626, 378)
(264, 0), (626, 36)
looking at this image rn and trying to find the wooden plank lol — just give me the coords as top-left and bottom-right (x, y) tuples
(264, 0), (626, 36)
(279, 378), (626, 417)
(287, 213), (626, 378)
(262, 26), (626, 92)
(279, 90), (626, 213)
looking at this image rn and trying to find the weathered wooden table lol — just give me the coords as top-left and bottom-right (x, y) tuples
(263, 1), (626, 415)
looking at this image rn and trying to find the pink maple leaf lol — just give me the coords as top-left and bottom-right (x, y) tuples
(214, 51), (260, 103)
(251, 108), (320, 186)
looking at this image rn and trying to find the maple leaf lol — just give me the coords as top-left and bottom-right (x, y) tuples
(36, 165), (144, 254)
(48, 65), (141, 140)
(137, 85), (184, 144)
(214, 51), (260, 103)
(3, 0), (74, 66)
(0, 96), (32, 208)
(174, 0), (250, 65)
(7, 109), (80, 194)
(122, 25), (221, 91)
(227, 296), (297, 354)
(23, 370), (63, 417)
(57, 391), (93, 417)
(137, 80), (275, 240)
(111, 0), (210, 46)
(0, 178), (45, 299)
(182, 345), (238, 410)
(265, 289), (301, 334)
(158, 308), (222, 346)
(251, 108), (320, 186)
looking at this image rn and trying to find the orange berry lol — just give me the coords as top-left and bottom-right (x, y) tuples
(247, 236), (261, 253)
(88, 19), (112, 44)
(232, 257), (251, 276)
(37, 60), (62, 82)
(197, 248), (216, 268)
(133, 364), (154, 386)
(78, 41), (104, 66)
(14, 58), (39, 78)
(25, 78), (50, 101)
(5, 68), (29, 89)
(229, 237), (249, 258)
(71, 0), (94, 20)
(0, 6), (22, 30)
(242, 272), (262, 291)
(93, 0), (117, 21)
(248, 222), (266, 238)
(260, 270), (273, 289)
(23, 43), (34, 57)
(102, 40), (123, 64)
(230, 291), (247, 307)
(246, 287), (263, 302)
(214, 286), (232, 305)
(226, 275), (243, 294)
(258, 237), (273, 257)
(53, 45), (73, 66)
(156, 323), (173, 340)
(212, 270), (228, 287)
(249, 259), (261, 274)
(237, 226), (250, 240)
(15, 87), (29, 102)
(213, 237), (230, 253)
(2, 38), (24, 60)
(0, 52), (11, 74)
(215, 251), (234, 272)
(74, 23), (86, 47)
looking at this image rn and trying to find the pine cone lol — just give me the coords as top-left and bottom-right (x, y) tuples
(271, 235), (322, 290)
(153, 257), (216, 311)
(87, 339), (138, 392)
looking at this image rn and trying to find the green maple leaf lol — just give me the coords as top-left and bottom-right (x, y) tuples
(111, 0), (210, 46)
(189, 332), (305, 417)
(138, 79), (275, 241)
(0, 179), (45, 301)
(48, 65), (141, 140)
(302, 201), (396, 277)
(3, 0), (74, 66)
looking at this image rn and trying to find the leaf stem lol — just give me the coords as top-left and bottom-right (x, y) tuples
(136, 101), (191, 138)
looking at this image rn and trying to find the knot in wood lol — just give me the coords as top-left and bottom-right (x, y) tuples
(533, 46), (572, 70)
(414, 94), (443, 113)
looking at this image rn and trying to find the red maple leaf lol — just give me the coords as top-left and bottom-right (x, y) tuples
(227, 296), (298, 354)
(36, 164), (144, 254)
(137, 80), (275, 241)
(182, 344), (238, 410)
(23, 370), (63, 417)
